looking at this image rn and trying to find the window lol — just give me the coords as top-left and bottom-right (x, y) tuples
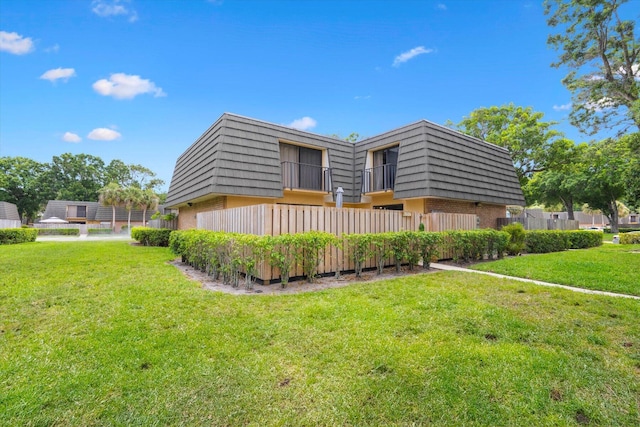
(77, 205), (87, 218)
(280, 143), (327, 191)
(363, 145), (399, 192)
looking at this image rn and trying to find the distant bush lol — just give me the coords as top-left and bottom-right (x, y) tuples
(604, 227), (640, 233)
(131, 227), (172, 247)
(37, 228), (80, 236)
(620, 232), (640, 245)
(88, 228), (112, 235)
(0, 228), (38, 245)
(567, 230), (603, 249)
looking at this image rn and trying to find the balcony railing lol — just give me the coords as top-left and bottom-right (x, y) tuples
(281, 161), (332, 192)
(361, 164), (397, 193)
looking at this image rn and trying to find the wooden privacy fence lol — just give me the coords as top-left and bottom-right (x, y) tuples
(196, 204), (477, 283)
(197, 204), (477, 236)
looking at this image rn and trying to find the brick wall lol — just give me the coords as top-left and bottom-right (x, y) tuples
(177, 196), (226, 229)
(424, 198), (505, 229)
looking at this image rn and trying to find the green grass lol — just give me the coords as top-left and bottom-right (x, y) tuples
(472, 244), (640, 297)
(603, 232), (615, 241)
(2, 242), (639, 426)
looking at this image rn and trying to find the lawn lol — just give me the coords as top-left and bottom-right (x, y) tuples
(472, 244), (640, 297)
(1, 242), (639, 426)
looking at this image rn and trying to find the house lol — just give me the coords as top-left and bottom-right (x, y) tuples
(41, 200), (159, 232)
(166, 113), (525, 229)
(0, 201), (21, 228)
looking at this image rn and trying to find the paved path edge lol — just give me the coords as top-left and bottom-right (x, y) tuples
(430, 263), (640, 300)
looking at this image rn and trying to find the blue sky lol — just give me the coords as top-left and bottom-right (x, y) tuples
(0, 0), (632, 191)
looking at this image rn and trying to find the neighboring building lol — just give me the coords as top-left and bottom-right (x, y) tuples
(166, 113), (525, 229)
(41, 200), (159, 232)
(0, 201), (21, 228)
(0, 201), (20, 221)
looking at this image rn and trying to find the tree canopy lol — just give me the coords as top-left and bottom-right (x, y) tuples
(545, 0), (640, 135)
(451, 104), (563, 186)
(0, 153), (165, 222)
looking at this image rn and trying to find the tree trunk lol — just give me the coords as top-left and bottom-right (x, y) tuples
(111, 206), (116, 232)
(142, 207), (147, 227)
(127, 210), (131, 235)
(609, 200), (619, 233)
(562, 197), (575, 220)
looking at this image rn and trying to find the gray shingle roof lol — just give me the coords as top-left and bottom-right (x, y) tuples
(167, 113), (525, 208)
(0, 201), (20, 220)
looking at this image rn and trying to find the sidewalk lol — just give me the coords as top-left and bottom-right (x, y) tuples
(430, 263), (640, 300)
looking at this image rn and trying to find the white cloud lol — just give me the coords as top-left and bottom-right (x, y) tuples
(40, 67), (76, 83)
(45, 44), (60, 53)
(92, 73), (166, 99)
(585, 97), (615, 112)
(92, 0), (138, 22)
(436, 3), (447, 10)
(0, 31), (35, 55)
(553, 103), (571, 111)
(288, 116), (317, 131)
(87, 128), (122, 140)
(354, 95), (372, 100)
(62, 132), (82, 143)
(392, 46), (434, 67)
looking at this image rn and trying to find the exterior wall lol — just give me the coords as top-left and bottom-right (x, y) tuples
(424, 198), (505, 229)
(178, 196), (226, 229)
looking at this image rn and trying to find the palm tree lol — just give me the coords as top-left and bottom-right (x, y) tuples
(99, 183), (123, 232)
(122, 186), (143, 234)
(138, 189), (159, 227)
(581, 204), (603, 227)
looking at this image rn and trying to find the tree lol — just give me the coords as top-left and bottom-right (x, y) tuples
(0, 157), (50, 222)
(545, 0), (640, 135)
(122, 186), (143, 233)
(579, 137), (629, 232)
(47, 153), (106, 201)
(138, 189), (160, 227)
(99, 183), (123, 232)
(452, 104), (563, 186)
(525, 140), (588, 219)
(620, 132), (640, 210)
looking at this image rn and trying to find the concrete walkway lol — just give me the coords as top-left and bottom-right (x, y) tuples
(430, 263), (640, 300)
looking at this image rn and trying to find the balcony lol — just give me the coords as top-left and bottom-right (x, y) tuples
(361, 164), (397, 193)
(281, 161), (332, 192)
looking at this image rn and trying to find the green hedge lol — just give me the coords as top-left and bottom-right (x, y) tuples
(566, 230), (603, 249)
(88, 228), (112, 235)
(443, 229), (509, 262)
(0, 228), (38, 245)
(525, 230), (569, 253)
(131, 227), (172, 247)
(37, 228), (80, 236)
(524, 230), (603, 253)
(620, 232), (640, 244)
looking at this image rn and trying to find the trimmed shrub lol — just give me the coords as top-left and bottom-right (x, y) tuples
(344, 233), (373, 277)
(620, 232), (640, 244)
(525, 230), (569, 253)
(37, 228), (80, 236)
(502, 223), (526, 256)
(0, 228), (38, 245)
(414, 231), (442, 269)
(604, 227), (640, 233)
(567, 230), (603, 249)
(131, 227), (172, 247)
